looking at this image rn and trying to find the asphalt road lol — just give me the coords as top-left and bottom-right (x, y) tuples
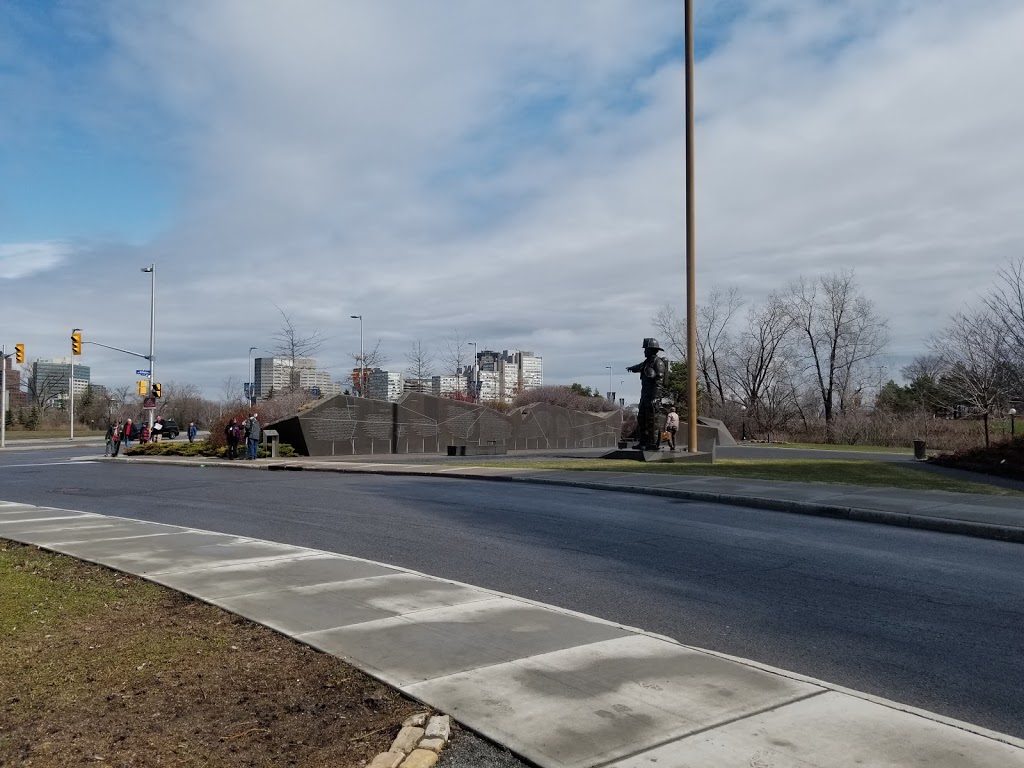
(1, 458), (1022, 739)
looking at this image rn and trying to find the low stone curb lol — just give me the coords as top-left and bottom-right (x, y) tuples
(99, 456), (1024, 545)
(367, 714), (451, 768)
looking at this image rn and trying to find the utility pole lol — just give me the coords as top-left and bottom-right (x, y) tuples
(1, 345), (7, 449)
(142, 264), (156, 429)
(350, 315), (363, 396)
(684, 0), (699, 453)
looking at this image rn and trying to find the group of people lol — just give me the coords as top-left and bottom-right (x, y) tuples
(224, 412), (261, 460)
(104, 417), (198, 456)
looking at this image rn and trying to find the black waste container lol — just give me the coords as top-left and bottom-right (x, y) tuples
(913, 439), (927, 460)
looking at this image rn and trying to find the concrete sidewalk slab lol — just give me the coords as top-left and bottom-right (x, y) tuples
(214, 575), (496, 636)
(148, 553), (400, 599)
(609, 691), (1023, 768)
(4, 501), (1022, 768)
(300, 598), (631, 686)
(406, 634), (822, 768)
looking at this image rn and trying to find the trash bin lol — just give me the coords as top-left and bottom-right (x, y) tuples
(913, 439), (926, 461)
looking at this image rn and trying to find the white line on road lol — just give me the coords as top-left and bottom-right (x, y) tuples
(0, 460), (98, 469)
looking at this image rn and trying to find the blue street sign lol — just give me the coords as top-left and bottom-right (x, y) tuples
(136, 369), (151, 376)
(311, 387), (320, 397)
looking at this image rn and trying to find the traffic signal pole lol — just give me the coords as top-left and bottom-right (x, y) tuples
(1, 345), (7, 449)
(147, 265), (156, 430)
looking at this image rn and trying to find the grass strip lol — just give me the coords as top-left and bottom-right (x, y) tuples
(490, 459), (1021, 496)
(0, 540), (421, 767)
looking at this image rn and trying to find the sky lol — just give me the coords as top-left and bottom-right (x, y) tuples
(2, 0), (1023, 403)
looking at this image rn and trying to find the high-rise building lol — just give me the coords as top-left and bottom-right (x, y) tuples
(367, 368), (404, 402)
(3, 357), (25, 408)
(254, 357), (341, 399)
(431, 374), (466, 398)
(470, 350), (543, 402)
(29, 358), (90, 404)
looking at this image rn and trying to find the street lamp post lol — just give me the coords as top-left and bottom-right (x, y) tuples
(684, 0), (698, 453)
(605, 365), (613, 402)
(350, 315), (363, 396)
(141, 264), (156, 430)
(469, 342), (478, 401)
(740, 404), (747, 441)
(248, 347), (258, 407)
(1010, 408), (1017, 436)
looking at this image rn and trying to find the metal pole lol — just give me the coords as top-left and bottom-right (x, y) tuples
(469, 342), (477, 401)
(606, 365), (613, 401)
(249, 347), (258, 407)
(360, 317), (363, 396)
(1, 346), (7, 449)
(70, 348), (75, 440)
(148, 264), (156, 430)
(684, 0), (699, 453)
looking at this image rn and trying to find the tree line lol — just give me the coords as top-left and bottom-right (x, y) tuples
(652, 260), (1023, 447)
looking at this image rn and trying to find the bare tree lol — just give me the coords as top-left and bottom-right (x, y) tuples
(349, 340), (387, 395)
(728, 293), (794, 415)
(271, 307), (326, 391)
(984, 257), (1024, 355)
(221, 375), (245, 407)
(652, 287), (743, 406)
(929, 307), (1013, 446)
(901, 354), (945, 383)
(440, 329), (470, 374)
(651, 305), (687, 361)
(405, 339), (435, 384)
(697, 287), (743, 405)
(26, 369), (68, 410)
(782, 270), (889, 427)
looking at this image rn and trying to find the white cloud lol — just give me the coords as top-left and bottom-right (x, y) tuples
(4, 0), (1024, 398)
(0, 241), (71, 279)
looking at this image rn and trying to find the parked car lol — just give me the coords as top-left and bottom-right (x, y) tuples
(130, 418), (180, 439)
(156, 419), (180, 439)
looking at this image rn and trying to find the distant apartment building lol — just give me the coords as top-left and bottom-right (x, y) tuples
(254, 357), (341, 399)
(471, 350), (543, 401)
(403, 378), (431, 394)
(29, 358), (90, 405)
(431, 374), (465, 398)
(367, 368), (404, 402)
(3, 357), (26, 408)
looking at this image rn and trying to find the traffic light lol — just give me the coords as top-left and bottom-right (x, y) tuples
(71, 332), (82, 355)
(137, 380), (148, 396)
(153, 382), (162, 398)
(14, 344), (24, 364)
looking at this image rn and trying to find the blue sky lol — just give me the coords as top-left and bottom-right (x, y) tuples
(2, 0), (1023, 401)
(0, 1), (180, 243)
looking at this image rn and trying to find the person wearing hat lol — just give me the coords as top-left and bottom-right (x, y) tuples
(626, 338), (669, 450)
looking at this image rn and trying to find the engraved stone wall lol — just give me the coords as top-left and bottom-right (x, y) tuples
(269, 393), (622, 457)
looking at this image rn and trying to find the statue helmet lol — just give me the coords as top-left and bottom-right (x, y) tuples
(643, 337), (663, 352)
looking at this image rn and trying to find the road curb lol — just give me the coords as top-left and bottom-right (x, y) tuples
(100, 456), (1024, 545)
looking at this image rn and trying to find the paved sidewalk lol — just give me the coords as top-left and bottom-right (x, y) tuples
(2, 499), (1021, 768)
(104, 455), (1024, 543)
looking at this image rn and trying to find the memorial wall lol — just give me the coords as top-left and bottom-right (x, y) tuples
(268, 393), (623, 457)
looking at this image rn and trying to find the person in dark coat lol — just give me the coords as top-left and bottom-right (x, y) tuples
(225, 418), (241, 460)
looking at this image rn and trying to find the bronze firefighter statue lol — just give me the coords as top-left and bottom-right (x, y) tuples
(627, 337), (670, 450)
